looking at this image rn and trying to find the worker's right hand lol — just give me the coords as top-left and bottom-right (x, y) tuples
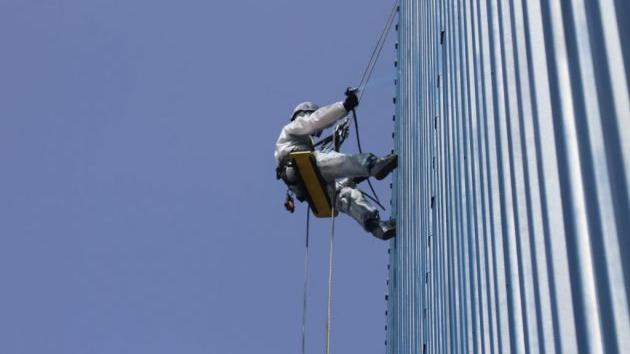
(343, 90), (359, 112)
(338, 121), (349, 140)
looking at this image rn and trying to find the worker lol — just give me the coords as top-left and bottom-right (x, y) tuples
(275, 90), (397, 240)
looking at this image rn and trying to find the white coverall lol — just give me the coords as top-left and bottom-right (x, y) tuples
(275, 102), (380, 229)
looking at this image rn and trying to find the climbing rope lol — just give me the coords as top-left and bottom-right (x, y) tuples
(301, 209), (310, 354)
(325, 193), (337, 354)
(357, 0), (400, 100)
(348, 0), (399, 208)
(299, 2), (399, 353)
(349, 108), (384, 208)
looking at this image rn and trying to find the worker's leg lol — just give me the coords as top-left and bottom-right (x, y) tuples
(314, 151), (398, 183)
(314, 151), (376, 182)
(334, 179), (379, 230)
(333, 178), (396, 240)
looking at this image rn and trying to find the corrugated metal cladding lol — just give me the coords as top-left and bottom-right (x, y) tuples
(386, 0), (630, 353)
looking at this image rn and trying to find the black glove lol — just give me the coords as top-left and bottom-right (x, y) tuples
(343, 89), (359, 112)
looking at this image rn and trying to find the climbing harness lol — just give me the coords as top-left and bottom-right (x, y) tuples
(313, 120), (350, 152)
(297, 2), (399, 353)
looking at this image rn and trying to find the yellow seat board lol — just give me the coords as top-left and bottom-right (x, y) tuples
(290, 151), (338, 218)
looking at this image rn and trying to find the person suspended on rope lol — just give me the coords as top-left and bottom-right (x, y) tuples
(275, 89), (397, 240)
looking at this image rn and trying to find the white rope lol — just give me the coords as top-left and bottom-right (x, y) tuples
(301, 209), (311, 354)
(357, 0), (400, 101)
(302, 3), (400, 352)
(325, 193), (337, 354)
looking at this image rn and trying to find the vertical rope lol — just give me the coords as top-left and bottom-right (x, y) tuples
(357, 0), (400, 100)
(325, 192), (337, 354)
(302, 4), (399, 352)
(350, 108), (383, 209)
(301, 209), (311, 354)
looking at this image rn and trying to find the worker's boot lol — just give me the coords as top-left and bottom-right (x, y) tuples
(366, 219), (396, 240)
(371, 154), (398, 180)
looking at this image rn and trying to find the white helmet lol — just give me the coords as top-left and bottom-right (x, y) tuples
(291, 102), (319, 121)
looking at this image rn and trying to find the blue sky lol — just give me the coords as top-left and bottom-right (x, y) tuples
(0, 1), (397, 353)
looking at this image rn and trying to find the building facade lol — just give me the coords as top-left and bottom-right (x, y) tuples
(386, 0), (630, 353)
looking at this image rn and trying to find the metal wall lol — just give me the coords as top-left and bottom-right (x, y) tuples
(386, 0), (630, 353)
